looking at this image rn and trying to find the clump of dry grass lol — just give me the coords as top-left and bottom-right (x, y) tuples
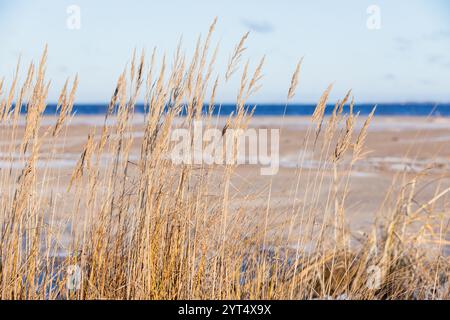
(0, 20), (448, 300)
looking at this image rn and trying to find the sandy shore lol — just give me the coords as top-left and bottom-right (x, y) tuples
(1, 115), (449, 237)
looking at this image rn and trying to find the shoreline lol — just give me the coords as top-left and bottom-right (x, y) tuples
(1, 113), (448, 248)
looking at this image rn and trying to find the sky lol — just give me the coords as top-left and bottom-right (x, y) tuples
(0, 0), (449, 103)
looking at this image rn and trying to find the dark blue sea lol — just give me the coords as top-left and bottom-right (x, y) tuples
(38, 103), (450, 117)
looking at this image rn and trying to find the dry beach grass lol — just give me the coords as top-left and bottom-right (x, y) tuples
(0, 21), (449, 300)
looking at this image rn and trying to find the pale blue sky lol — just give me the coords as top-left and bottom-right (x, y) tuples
(0, 0), (449, 103)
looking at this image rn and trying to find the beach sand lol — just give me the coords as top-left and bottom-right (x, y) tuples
(1, 115), (449, 245)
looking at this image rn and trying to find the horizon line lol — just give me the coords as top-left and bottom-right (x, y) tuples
(41, 101), (450, 105)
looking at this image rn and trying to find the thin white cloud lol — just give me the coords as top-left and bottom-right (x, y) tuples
(241, 19), (274, 34)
